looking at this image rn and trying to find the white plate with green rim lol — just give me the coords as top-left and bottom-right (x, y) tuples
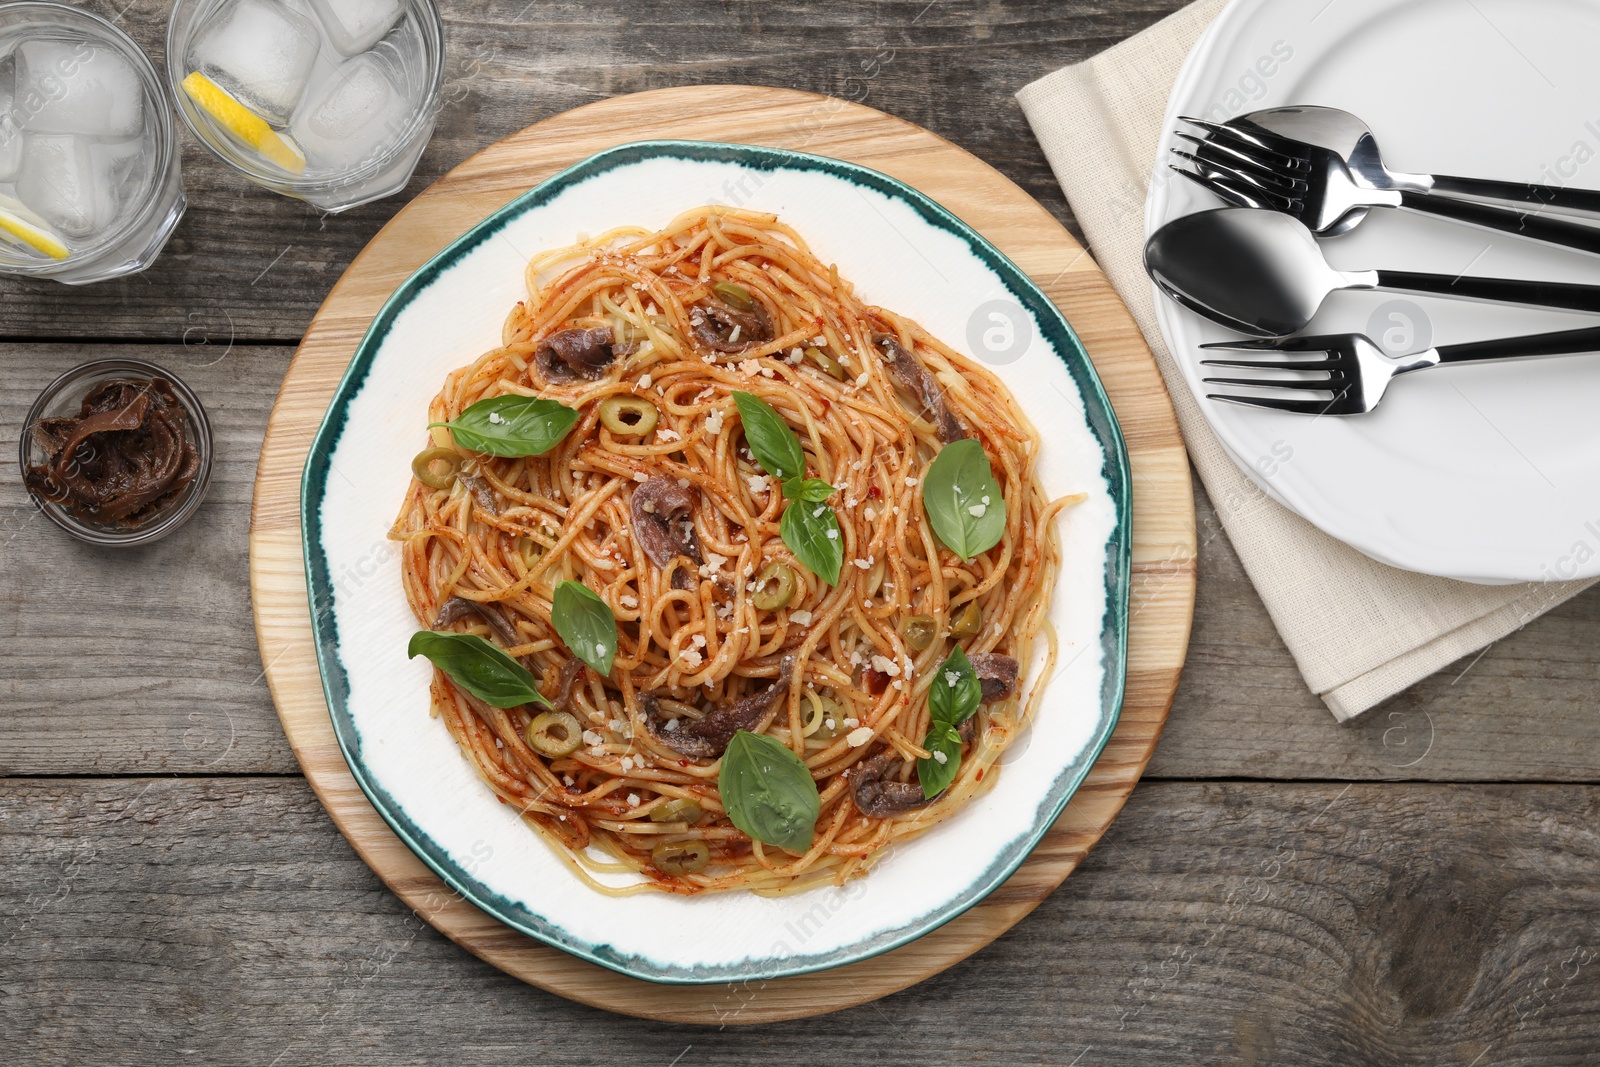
(303, 140), (1131, 984)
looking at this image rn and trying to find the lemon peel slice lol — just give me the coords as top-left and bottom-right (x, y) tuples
(0, 199), (68, 260)
(181, 71), (306, 175)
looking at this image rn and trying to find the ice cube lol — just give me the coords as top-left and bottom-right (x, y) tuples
(189, 0), (322, 125)
(16, 134), (109, 237)
(90, 137), (150, 218)
(0, 66), (21, 182)
(11, 41), (144, 138)
(306, 0), (404, 57)
(288, 52), (408, 173)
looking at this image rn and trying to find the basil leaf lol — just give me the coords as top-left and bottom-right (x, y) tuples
(431, 395), (581, 457)
(917, 721), (963, 799)
(551, 580), (617, 676)
(928, 645), (982, 725)
(921, 438), (1007, 561)
(408, 630), (549, 708)
(732, 391), (805, 481)
(782, 476), (836, 504)
(718, 730), (820, 852)
(779, 496), (843, 585)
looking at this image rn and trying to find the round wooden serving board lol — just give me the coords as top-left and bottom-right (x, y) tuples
(249, 85), (1196, 1023)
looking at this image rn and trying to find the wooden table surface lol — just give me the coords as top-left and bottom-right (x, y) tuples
(4, 2), (1597, 1063)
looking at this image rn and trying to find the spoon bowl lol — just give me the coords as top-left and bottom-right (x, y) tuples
(1145, 207), (1600, 337)
(1144, 208), (1351, 336)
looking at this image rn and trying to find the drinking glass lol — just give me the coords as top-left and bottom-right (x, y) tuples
(166, 0), (444, 213)
(0, 2), (186, 284)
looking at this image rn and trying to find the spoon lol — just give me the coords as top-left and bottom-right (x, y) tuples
(1144, 208), (1600, 337)
(1235, 106), (1600, 214)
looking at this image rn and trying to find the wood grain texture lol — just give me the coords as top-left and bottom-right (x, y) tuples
(2, 0), (1598, 1053)
(248, 85), (1195, 1019)
(5, 776), (1598, 1065)
(0, 0), (1189, 342)
(1, 347), (1594, 780)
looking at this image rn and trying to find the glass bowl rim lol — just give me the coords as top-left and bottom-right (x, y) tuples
(18, 356), (215, 547)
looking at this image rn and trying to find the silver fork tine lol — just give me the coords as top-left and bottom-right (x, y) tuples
(1199, 335), (1339, 353)
(1171, 151), (1300, 209)
(1202, 373), (1339, 387)
(1208, 393), (1345, 414)
(1179, 117), (1311, 171)
(1206, 393), (1344, 415)
(1199, 356), (1341, 370)
(1174, 132), (1305, 190)
(1169, 166), (1267, 210)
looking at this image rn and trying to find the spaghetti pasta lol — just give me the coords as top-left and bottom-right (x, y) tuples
(391, 206), (1079, 895)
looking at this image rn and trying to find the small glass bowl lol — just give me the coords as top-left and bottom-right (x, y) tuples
(19, 358), (214, 546)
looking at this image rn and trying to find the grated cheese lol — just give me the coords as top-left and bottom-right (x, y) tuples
(846, 727), (874, 747)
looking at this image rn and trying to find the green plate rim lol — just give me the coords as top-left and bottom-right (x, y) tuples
(301, 139), (1133, 985)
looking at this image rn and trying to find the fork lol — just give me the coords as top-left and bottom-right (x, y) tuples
(1173, 117), (1600, 255)
(1199, 324), (1600, 415)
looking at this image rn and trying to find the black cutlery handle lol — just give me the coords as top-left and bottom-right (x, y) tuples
(1375, 269), (1600, 314)
(1400, 191), (1600, 255)
(1429, 174), (1600, 214)
(1436, 324), (1600, 364)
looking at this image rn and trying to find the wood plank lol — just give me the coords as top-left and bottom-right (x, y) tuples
(1148, 471), (1600, 783)
(3, 776), (1595, 1064)
(0, 0), (1188, 341)
(0, 345), (295, 776)
(1, 338), (1592, 781)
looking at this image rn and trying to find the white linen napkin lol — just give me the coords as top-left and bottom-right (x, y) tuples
(1016, 0), (1595, 720)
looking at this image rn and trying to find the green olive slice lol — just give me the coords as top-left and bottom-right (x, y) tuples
(752, 561), (797, 610)
(525, 710), (583, 758)
(648, 798), (704, 824)
(901, 614), (936, 651)
(598, 395), (660, 436)
(950, 600), (982, 639)
(651, 839), (710, 876)
(712, 281), (754, 310)
(805, 346), (847, 380)
(412, 446), (461, 490)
